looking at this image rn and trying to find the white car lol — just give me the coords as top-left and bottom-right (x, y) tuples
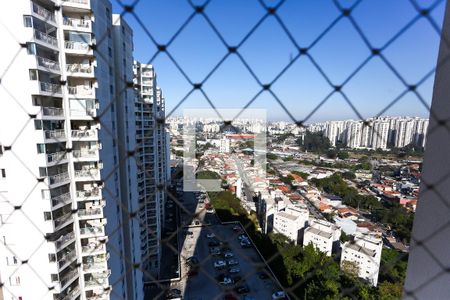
(213, 260), (226, 269)
(223, 251), (234, 258)
(206, 233), (216, 238)
(272, 291), (286, 299)
(228, 267), (241, 274)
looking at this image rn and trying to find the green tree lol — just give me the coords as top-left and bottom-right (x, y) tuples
(338, 151), (350, 159)
(298, 131), (332, 153)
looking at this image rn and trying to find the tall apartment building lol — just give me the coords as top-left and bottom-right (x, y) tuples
(133, 61), (169, 281)
(340, 234), (383, 286)
(0, 0), (120, 299)
(309, 116), (429, 150)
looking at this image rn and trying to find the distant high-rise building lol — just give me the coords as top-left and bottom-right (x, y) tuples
(133, 61), (168, 282)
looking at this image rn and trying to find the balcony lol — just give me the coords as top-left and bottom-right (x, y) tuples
(63, 17), (91, 31)
(34, 29), (58, 48)
(68, 85), (94, 97)
(70, 107), (96, 118)
(74, 169), (100, 181)
(72, 149), (98, 160)
(61, 0), (90, 9)
(64, 40), (91, 54)
(41, 106), (64, 118)
(54, 212), (73, 229)
(55, 231), (75, 251)
(76, 188), (101, 200)
(58, 249), (77, 270)
(79, 226), (104, 237)
(59, 268), (79, 291)
(44, 129), (66, 141)
(66, 63), (94, 77)
(78, 208), (102, 219)
(31, 2), (56, 23)
(51, 192), (71, 208)
(82, 242), (105, 255)
(46, 151), (67, 165)
(83, 260), (107, 272)
(49, 171), (70, 186)
(36, 56), (60, 73)
(55, 285), (81, 300)
(39, 82), (62, 96)
(71, 129), (97, 140)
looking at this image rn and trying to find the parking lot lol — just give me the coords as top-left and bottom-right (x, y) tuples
(166, 191), (284, 300)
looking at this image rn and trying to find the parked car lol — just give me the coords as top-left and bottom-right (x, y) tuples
(232, 225), (242, 232)
(216, 274), (233, 285)
(227, 258), (239, 266)
(228, 267), (241, 274)
(206, 232), (216, 238)
(238, 234), (248, 241)
(240, 240), (251, 248)
(223, 251), (234, 258)
(272, 291), (286, 299)
(234, 285), (250, 294)
(213, 260), (227, 269)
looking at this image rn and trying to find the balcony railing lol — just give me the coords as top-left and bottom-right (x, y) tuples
(85, 278), (107, 287)
(66, 63), (93, 75)
(62, 0), (89, 4)
(44, 129), (66, 140)
(70, 107), (96, 117)
(36, 56), (60, 72)
(63, 17), (91, 29)
(31, 2), (55, 22)
(74, 169), (99, 179)
(72, 149), (97, 158)
(42, 106), (64, 117)
(56, 285), (80, 300)
(53, 212), (73, 228)
(55, 231), (75, 250)
(59, 269), (79, 289)
(76, 189), (100, 199)
(80, 226), (103, 236)
(47, 151), (67, 163)
(51, 192), (71, 206)
(68, 85), (93, 96)
(83, 260), (106, 271)
(34, 29), (57, 47)
(49, 172), (70, 185)
(71, 129), (96, 139)
(82, 243), (104, 254)
(65, 40), (89, 51)
(40, 82), (62, 94)
(78, 208), (102, 217)
(58, 249), (77, 269)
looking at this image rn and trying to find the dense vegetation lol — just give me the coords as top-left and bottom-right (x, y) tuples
(209, 191), (406, 299)
(311, 174), (414, 242)
(298, 131), (332, 153)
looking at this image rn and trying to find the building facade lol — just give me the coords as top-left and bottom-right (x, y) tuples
(341, 234), (383, 286)
(303, 218), (341, 256)
(0, 0), (117, 299)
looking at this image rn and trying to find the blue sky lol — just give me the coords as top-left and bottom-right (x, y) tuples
(112, 0), (445, 121)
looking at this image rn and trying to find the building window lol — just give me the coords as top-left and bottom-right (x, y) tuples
(108, 47), (112, 57)
(50, 274), (58, 282)
(29, 69), (38, 81)
(0, 169), (5, 179)
(26, 42), (36, 55)
(48, 254), (56, 262)
(36, 144), (45, 154)
(43, 212), (52, 221)
(23, 16), (32, 27)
